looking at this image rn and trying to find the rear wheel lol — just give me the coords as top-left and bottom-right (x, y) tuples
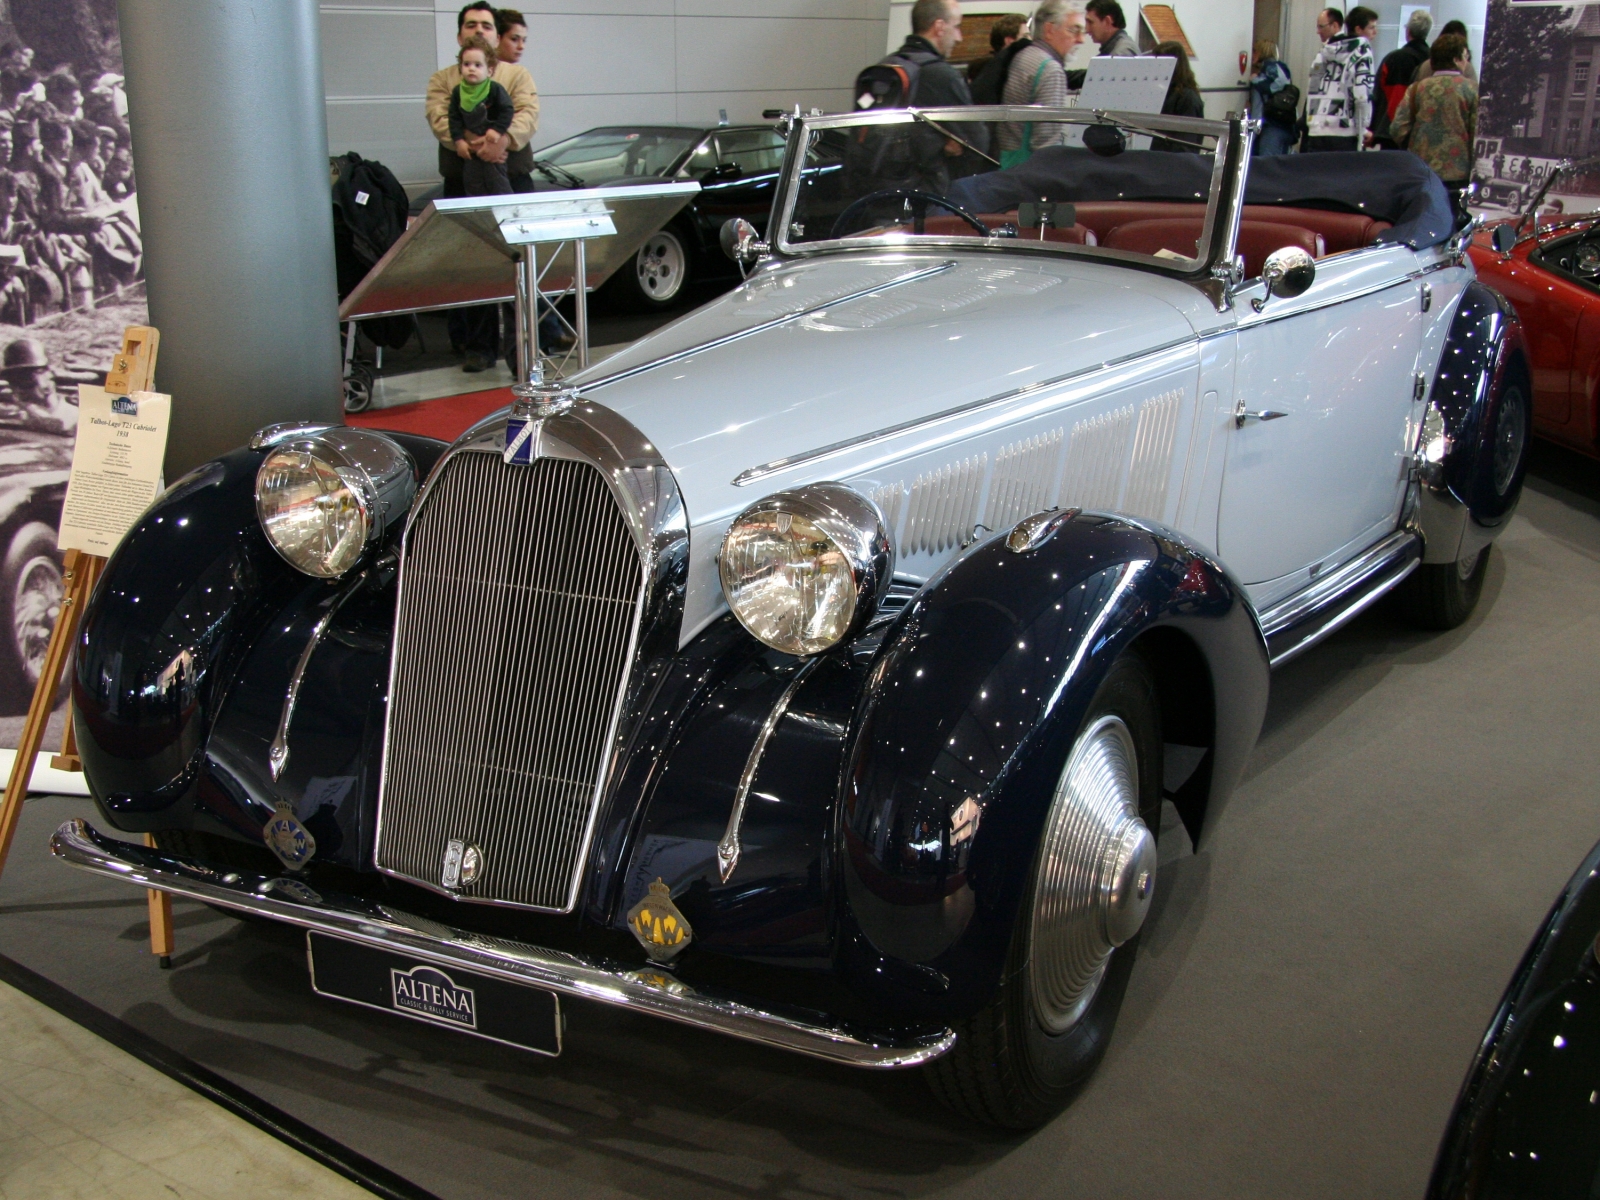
(925, 653), (1163, 1129)
(1403, 544), (1490, 631)
(0, 521), (63, 715)
(612, 228), (690, 310)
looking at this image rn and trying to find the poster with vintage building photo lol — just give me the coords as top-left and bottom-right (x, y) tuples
(1475, 0), (1600, 216)
(0, 0), (142, 729)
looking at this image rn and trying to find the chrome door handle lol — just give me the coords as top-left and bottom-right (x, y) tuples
(1233, 398), (1288, 428)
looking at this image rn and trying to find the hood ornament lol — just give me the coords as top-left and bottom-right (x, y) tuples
(504, 364), (578, 465)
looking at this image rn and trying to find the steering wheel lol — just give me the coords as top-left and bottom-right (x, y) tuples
(830, 190), (989, 240)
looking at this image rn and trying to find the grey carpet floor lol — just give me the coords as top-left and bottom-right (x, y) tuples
(0, 442), (1596, 1199)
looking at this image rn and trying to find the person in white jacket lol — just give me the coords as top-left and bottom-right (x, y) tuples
(1303, 4), (1376, 151)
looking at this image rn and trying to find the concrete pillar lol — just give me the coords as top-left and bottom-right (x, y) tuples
(118, 0), (341, 478)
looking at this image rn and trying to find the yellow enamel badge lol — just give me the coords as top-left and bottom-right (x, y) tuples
(627, 878), (693, 963)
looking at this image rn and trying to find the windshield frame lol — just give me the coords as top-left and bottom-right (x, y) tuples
(768, 106), (1249, 283)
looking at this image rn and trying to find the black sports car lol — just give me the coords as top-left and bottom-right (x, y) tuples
(525, 124), (791, 310)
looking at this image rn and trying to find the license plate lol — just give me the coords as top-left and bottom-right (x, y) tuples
(306, 932), (561, 1056)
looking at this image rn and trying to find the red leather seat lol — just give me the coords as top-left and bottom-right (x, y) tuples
(1071, 201), (1389, 255)
(917, 214), (1096, 244)
(1103, 217), (1323, 277)
(1240, 204), (1391, 253)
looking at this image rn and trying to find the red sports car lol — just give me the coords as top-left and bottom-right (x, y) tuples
(1470, 166), (1600, 458)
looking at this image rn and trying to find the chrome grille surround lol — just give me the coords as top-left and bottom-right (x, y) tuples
(374, 402), (686, 914)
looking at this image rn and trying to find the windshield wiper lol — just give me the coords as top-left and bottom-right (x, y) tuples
(533, 159), (584, 189)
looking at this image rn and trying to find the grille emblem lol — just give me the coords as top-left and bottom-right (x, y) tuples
(441, 839), (483, 890)
(262, 802), (316, 871)
(627, 878), (693, 963)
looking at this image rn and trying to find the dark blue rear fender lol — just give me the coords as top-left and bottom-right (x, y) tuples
(836, 512), (1268, 1021)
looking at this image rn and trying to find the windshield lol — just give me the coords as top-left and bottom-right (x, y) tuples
(774, 107), (1237, 274)
(532, 127), (701, 184)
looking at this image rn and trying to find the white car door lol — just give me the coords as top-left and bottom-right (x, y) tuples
(1216, 245), (1424, 591)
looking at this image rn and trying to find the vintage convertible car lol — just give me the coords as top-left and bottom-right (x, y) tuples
(53, 107), (1530, 1129)
(1470, 158), (1600, 460)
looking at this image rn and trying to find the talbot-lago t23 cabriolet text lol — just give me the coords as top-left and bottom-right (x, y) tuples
(52, 107), (1528, 1129)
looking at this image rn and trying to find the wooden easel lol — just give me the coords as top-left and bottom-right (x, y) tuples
(0, 326), (174, 967)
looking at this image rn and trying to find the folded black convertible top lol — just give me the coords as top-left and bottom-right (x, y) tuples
(945, 148), (1455, 250)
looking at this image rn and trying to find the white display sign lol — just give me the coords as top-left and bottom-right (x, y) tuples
(58, 385), (171, 556)
(1066, 57), (1178, 151)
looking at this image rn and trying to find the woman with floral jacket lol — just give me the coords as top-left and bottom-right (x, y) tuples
(1391, 33), (1477, 206)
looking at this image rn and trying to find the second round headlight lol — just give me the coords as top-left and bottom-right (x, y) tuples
(719, 483), (893, 656)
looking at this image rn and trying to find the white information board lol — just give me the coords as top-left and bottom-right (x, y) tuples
(1065, 57), (1178, 151)
(58, 386), (171, 556)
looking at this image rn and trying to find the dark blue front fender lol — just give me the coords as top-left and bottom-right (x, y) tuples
(836, 511), (1268, 1021)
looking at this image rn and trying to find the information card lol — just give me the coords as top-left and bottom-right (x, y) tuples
(57, 385), (172, 556)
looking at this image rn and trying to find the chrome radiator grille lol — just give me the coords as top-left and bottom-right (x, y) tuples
(376, 452), (643, 911)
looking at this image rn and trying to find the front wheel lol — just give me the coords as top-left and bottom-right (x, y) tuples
(925, 653), (1163, 1129)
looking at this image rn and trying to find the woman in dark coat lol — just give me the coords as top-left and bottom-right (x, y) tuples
(1153, 41), (1205, 151)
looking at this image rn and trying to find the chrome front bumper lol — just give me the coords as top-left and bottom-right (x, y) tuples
(50, 820), (953, 1069)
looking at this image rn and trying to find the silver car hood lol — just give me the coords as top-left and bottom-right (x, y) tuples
(569, 250), (1204, 641)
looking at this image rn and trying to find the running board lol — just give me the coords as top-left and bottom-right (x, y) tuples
(1259, 531), (1422, 668)
(50, 819), (952, 1070)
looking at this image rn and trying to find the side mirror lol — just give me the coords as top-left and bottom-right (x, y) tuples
(719, 217), (767, 265)
(1252, 245), (1315, 313)
(1491, 223), (1518, 254)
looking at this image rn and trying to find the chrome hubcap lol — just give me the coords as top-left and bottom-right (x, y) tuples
(636, 232), (685, 300)
(1492, 386), (1526, 497)
(1029, 714), (1155, 1035)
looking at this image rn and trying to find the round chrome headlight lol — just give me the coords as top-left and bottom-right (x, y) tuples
(254, 426), (416, 578)
(719, 483), (893, 656)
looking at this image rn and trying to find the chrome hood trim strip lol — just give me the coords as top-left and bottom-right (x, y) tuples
(51, 820), (954, 1069)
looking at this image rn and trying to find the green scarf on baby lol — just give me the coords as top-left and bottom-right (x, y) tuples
(457, 76), (492, 112)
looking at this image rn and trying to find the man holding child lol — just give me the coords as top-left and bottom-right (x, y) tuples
(424, 3), (540, 371)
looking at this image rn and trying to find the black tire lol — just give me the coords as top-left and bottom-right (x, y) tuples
(0, 521), (63, 715)
(343, 364), (373, 414)
(612, 226), (691, 311)
(925, 653), (1163, 1129)
(1402, 543), (1490, 631)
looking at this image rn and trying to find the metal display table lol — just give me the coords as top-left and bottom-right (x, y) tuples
(337, 181), (698, 378)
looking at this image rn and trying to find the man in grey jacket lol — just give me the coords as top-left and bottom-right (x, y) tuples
(1085, 0), (1139, 57)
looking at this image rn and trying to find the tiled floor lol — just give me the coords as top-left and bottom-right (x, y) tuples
(0, 982), (368, 1199)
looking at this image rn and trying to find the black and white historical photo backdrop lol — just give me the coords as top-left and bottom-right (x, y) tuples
(0, 0), (142, 737)
(1476, 0), (1600, 214)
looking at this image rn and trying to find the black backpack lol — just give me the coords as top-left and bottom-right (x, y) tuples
(1264, 83), (1300, 129)
(969, 37), (1030, 106)
(330, 151), (412, 348)
(845, 51), (948, 194)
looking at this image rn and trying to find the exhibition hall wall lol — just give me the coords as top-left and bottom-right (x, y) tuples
(323, 0), (893, 192)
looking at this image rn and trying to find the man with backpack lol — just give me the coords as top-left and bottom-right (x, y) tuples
(847, 0), (985, 195)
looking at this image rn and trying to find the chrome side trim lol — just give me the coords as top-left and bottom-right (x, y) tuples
(731, 335), (1199, 487)
(716, 662), (820, 883)
(1259, 530), (1421, 666)
(575, 260), (957, 394)
(50, 819), (953, 1069)
(268, 570), (373, 782)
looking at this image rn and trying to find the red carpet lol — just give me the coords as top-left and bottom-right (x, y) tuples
(346, 386), (512, 442)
